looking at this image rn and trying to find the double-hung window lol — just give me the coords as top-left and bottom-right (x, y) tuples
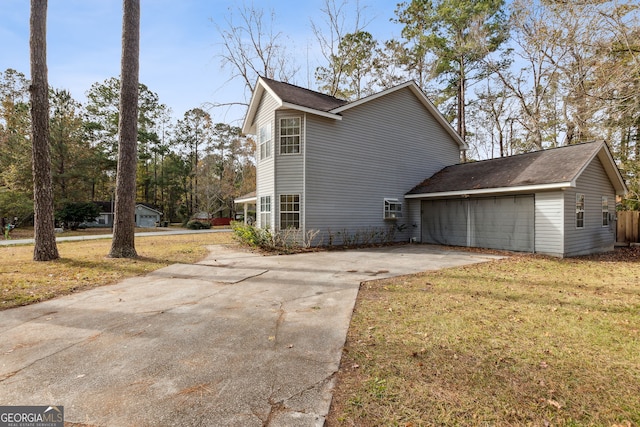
(259, 123), (272, 160)
(384, 198), (402, 220)
(280, 194), (300, 229)
(602, 196), (609, 227)
(260, 196), (271, 228)
(576, 194), (585, 228)
(279, 118), (300, 154)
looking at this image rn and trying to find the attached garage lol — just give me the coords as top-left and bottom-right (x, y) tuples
(406, 142), (627, 257)
(421, 195), (534, 252)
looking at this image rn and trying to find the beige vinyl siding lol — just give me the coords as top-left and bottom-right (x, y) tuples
(563, 157), (616, 256)
(305, 87), (461, 243)
(534, 191), (564, 256)
(255, 92), (278, 228)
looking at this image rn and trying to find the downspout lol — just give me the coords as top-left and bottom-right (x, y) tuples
(302, 113), (307, 239)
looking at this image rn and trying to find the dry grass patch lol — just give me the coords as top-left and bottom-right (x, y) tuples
(0, 232), (233, 310)
(328, 249), (640, 427)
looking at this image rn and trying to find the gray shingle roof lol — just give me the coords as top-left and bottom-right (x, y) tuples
(261, 77), (348, 112)
(407, 141), (606, 195)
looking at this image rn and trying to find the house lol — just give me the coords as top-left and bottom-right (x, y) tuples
(239, 77), (627, 257)
(86, 202), (163, 228)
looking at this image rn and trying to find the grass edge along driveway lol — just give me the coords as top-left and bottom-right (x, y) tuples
(327, 248), (640, 427)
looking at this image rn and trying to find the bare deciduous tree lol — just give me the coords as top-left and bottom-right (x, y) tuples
(29, 0), (59, 261)
(217, 3), (298, 103)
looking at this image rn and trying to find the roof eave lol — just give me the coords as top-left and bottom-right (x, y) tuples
(405, 182), (572, 199)
(280, 102), (342, 120)
(330, 81), (468, 150)
(242, 77), (284, 135)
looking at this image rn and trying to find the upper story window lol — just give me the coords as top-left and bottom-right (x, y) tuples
(602, 196), (609, 227)
(259, 123), (271, 160)
(576, 193), (585, 228)
(384, 198), (402, 220)
(279, 117), (300, 154)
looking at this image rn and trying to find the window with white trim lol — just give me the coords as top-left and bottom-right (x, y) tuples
(260, 195), (271, 228)
(280, 194), (300, 229)
(576, 193), (585, 228)
(602, 196), (609, 227)
(259, 123), (271, 160)
(279, 117), (300, 154)
(384, 198), (402, 220)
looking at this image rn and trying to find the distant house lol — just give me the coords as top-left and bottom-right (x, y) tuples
(237, 77), (627, 257)
(86, 202), (163, 228)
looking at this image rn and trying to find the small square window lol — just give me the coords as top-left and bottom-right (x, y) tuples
(384, 198), (402, 220)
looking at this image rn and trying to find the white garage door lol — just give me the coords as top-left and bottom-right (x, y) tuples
(422, 195), (535, 252)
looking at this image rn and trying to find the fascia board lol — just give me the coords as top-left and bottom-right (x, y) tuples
(242, 78), (284, 135)
(330, 81), (467, 150)
(405, 182), (572, 199)
(280, 102), (343, 120)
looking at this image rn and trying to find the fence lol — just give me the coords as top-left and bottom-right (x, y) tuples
(617, 211), (640, 244)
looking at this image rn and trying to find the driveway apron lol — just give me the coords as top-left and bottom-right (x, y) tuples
(0, 244), (502, 426)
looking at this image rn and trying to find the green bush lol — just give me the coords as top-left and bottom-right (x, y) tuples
(231, 221), (273, 247)
(186, 220), (211, 230)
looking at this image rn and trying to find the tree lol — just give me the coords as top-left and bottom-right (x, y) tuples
(174, 108), (212, 217)
(29, 0), (59, 261)
(311, 0), (371, 98)
(109, 0), (140, 258)
(395, 0), (509, 157)
(49, 89), (98, 203)
(217, 3), (298, 103)
(85, 77), (164, 201)
(316, 31), (378, 99)
(55, 202), (100, 230)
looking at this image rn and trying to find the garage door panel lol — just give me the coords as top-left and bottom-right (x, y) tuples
(422, 196), (534, 252)
(421, 199), (467, 246)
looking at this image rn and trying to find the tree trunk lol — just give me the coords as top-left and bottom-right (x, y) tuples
(109, 0), (140, 258)
(29, 0), (59, 261)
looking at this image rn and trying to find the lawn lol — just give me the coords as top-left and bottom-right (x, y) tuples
(327, 248), (640, 427)
(0, 231), (233, 309)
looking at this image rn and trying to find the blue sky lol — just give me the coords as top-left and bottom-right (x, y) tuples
(1, 0), (402, 125)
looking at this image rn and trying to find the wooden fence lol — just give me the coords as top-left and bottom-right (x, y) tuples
(617, 211), (640, 244)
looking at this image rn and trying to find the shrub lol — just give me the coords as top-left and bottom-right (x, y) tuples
(231, 221), (273, 247)
(186, 220), (211, 230)
(55, 202), (101, 230)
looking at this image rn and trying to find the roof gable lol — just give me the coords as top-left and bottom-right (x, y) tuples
(242, 77), (347, 134)
(242, 79), (467, 151)
(407, 141), (627, 197)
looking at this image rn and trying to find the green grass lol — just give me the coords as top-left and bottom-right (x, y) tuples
(328, 250), (640, 426)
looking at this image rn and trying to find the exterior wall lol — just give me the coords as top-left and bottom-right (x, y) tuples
(255, 92), (279, 228)
(304, 87), (462, 245)
(534, 191), (564, 257)
(563, 157), (616, 257)
(274, 110), (305, 231)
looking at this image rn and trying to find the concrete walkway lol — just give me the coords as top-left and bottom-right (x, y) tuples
(0, 244), (503, 426)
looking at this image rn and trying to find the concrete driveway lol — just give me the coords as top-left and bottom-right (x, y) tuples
(0, 244), (503, 426)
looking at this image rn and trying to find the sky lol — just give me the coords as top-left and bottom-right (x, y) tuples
(1, 0), (403, 126)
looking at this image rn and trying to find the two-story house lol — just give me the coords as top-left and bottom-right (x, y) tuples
(238, 77), (627, 257)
